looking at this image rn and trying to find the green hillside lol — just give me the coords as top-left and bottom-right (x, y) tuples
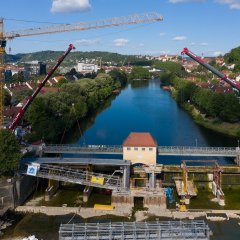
(5, 51), (139, 67)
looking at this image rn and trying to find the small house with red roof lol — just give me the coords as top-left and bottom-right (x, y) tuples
(122, 132), (157, 166)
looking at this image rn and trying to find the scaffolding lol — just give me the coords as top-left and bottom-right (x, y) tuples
(59, 220), (210, 240)
(25, 164), (123, 191)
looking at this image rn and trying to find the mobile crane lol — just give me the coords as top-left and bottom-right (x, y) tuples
(8, 44), (75, 131)
(181, 48), (240, 91)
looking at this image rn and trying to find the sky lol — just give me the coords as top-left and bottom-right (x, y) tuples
(0, 0), (240, 56)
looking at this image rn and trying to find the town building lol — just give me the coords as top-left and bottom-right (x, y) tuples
(123, 132), (157, 166)
(77, 62), (98, 73)
(24, 61), (47, 76)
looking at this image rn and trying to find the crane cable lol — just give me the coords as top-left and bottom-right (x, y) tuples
(72, 103), (86, 146)
(59, 103), (86, 145)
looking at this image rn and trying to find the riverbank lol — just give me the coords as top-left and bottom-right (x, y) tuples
(168, 85), (240, 138)
(183, 102), (240, 138)
(2, 209), (240, 240)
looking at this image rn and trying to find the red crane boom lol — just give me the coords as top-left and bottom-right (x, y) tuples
(181, 48), (240, 91)
(8, 44), (75, 131)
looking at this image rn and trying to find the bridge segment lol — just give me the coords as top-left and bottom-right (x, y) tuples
(59, 220), (210, 240)
(24, 158), (131, 191)
(42, 144), (240, 157)
(25, 163), (123, 191)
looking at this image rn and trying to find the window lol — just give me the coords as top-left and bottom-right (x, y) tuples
(149, 148), (153, 151)
(142, 148), (145, 151)
(127, 147), (131, 151)
(134, 147), (138, 151)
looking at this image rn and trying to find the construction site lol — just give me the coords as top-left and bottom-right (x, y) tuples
(1, 7), (240, 240)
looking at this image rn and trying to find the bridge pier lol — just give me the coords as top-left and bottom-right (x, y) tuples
(122, 165), (130, 191)
(83, 186), (92, 203)
(45, 179), (59, 201)
(149, 172), (156, 191)
(234, 153), (240, 166)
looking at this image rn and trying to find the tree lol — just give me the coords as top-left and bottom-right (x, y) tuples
(0, 129), (21, 175)
(56, 78), (68, 87)
(153, 61), (187, 78)
(129, 67), (150, 80)
(220, 93), (240, 122)
(4, 90), (11, 106)
(109, 69), (128, 86)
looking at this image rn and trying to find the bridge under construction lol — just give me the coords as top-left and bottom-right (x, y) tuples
(59, 220), (211, 240)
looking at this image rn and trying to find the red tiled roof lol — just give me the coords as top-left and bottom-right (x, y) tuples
(41, 87), (59, 94)
(123, 132), (157, 147)
(4, 106), (21, 118)
(53, 76), (66, 81)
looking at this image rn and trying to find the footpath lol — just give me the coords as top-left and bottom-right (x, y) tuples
(15, 206), (240, 222)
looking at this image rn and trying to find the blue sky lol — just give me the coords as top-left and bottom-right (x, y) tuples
(1, 0), (240, 56)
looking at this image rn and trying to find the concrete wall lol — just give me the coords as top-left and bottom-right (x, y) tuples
(15, 175), (38, 206)
(123, 146), (157, 166)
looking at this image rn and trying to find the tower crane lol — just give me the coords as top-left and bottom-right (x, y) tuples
(0, 12), (163, 128)
(181, 48), (240, 91)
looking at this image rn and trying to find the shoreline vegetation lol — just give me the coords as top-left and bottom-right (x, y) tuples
(158, 62), (240, 138)
(182, 101), (240, 138)
(168, 83), (240, 138)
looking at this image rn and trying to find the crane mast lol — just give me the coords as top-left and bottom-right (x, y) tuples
(181, 48), (240, 91)
(8, 44), (75, 131)
(0, 12), (163, 128)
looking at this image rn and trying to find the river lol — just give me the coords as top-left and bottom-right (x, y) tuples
(66, 78), (238, 165)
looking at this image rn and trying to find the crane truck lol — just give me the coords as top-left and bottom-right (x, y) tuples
(181, 48), (240, 92)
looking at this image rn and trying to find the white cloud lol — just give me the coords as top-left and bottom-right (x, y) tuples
(212, 51), (224, 56)
(159, 32), (166, 36)
(214, 51), (224, 56)
(204, 50), (224, 57)
(169, 0), (204, 3)
(113, 38), (129, 47)
(172, 36), (187, 41)
(160, 50), (170, 54)
(215, 0), (240, 9)
(75, 38), (100, 46)
(200, 42), (208, 46)
(51, 0), (91, 13)
(139, 43), (145, 47)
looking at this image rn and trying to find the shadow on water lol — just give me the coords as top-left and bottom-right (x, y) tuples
(63, 94), (118, 144)
(130, 79), (149, 88)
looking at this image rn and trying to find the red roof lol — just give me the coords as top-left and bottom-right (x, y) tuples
(123, 132), (157, 147)
(4, 106), (21, 119)
(41, 87), (60, 94)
